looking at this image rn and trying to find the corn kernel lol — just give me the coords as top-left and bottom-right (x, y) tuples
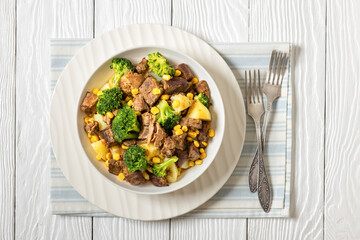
(118, 173), (125, 180)
(135, 111), (141, 116)
(188, 161), (195, 167)
(191, 77), (199, 84)
(194, 140), (200, 148)
(106, 152), (112, 160)
(106, 112), (114, 119)
(161, 94), (170, 100)
(200, 153), (207, 159)
(152, 88), (161, 95)
(92, 88), (99, 95)
(131, 88), (139, 95)
(125, 96), (132, 102)
(199, 148), (205, 153)
(97, 90), (103, 96)
(113, 153), (120, 160)
(121, 144), (128, 150)
(174, 70), (182, 77)
(90, 135), (99, 143)
(87, 133), (92, 139)
(142, 171), (150, 181)
(175, 129), (184, 135)
(195, 160), (203, 165)
(208, 129), (215, 138)
(174, 125), (181, 131)
(195, 129), (200, 134)
(152, 157), (161, 164)
(162, 75), (171, 81)
(96, 154), (102, 161)
(151, 107), (159, 115)
(127, 100), (133, 106)
(188, 131), (197, 138)
(84, 117), (90, 123)
(201, 141), (208, 147)
(105, 160), (109, 167)
(186, 137), (193, 142)
(186, 92), (194, 99)
(181, 126), (188, 132)
(172, 100), (180, 108)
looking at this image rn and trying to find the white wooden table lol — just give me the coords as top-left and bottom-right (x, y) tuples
(1, 0), (359, 239)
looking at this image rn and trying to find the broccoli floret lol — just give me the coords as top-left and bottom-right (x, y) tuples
(96, 88), (123, 115)
(124, 145), (148, 172)
(111, 105), (140, 142)
(110, 58), (135, 86)
(152, 156), (178, 177)
(147, 52), (175, 76)
(156, 100), (180, 130)
(195, 93), (209, 108)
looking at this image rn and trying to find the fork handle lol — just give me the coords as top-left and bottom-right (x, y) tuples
(248, 104), (272, 192)
(254, 121), (271, 212)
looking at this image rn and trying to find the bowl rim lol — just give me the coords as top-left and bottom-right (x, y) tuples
(75, 44), (226, 195)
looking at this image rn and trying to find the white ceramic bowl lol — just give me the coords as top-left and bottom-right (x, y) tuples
(77, 46), (225, 195)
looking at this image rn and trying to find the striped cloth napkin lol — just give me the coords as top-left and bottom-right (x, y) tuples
(50, 39), (292, 218)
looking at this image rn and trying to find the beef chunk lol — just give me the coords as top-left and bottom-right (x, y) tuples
(195, 80), (211, 99)
(162, 77), (190, 94)
(139, 77), (163, 106)
(198, 121), (210, 142)
(103, 115), (112, 125)
(172, 131), (188, 150)
(161, 137), (176, 158)
(176, 149), (188, 168)
(150, 174), (168, 187)
(120, 72), (144, 95)
(99, 127), (116, 147)
(80, 92), (98, 116)
(112, 109), (119, 116)
(132, 94), (149, 112)
(125, 170), (147, 185)
(122, 139), (136, 147)
(136, 57), (148, 74)
(118, 147), (126, 160)
(84, 120), (99, 135)
(152, 122), (167, 148)
(108, 160), (122, 175)
(175, 63), (195, 81)
(188, 143), (200, 161)
(180, 117), (202, 129)
(138, 113), (156, 144)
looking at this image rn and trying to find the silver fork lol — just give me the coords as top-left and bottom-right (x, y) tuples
(246, 70), (271, 213)
(248, 51), (288, 194)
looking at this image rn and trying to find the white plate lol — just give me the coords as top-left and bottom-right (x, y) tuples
(50, 24), (246, 220)
(77, 46), (225, 195)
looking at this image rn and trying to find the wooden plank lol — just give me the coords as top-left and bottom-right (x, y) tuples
(248, 0), (326, 239)
(93, 1), (171, 239)
(325, 0), (360, 239)
(172, 1), (248, 239)
(0, 0), (16, 239)
(15, 0), (93, 239)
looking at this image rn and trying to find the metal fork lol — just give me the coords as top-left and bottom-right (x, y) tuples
(248, 51), (288, 195)
(246, 70), (271, 213)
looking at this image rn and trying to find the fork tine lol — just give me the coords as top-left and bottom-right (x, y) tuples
(267, 50), (276, 84)
(279, 54), (288, 85)
(245, 71), (249, 102)
(270, 51), (279, 84)
(253, 70), (258, 102)
(258, 69), (262, 100)
(249, 70), (253, 103)
(275, 52), (283, 85)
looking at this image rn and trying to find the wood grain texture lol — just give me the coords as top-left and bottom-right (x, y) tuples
(172, 0), (248, 42)
(0, 0), (16, 239)
(172, 1), (248, 239)
(15, 0), (93, 239)
(248, 0), (326, 239)
(326, 0), (360, 239)
(171, 219), (247, 240)
(93, 1), (171, 239)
